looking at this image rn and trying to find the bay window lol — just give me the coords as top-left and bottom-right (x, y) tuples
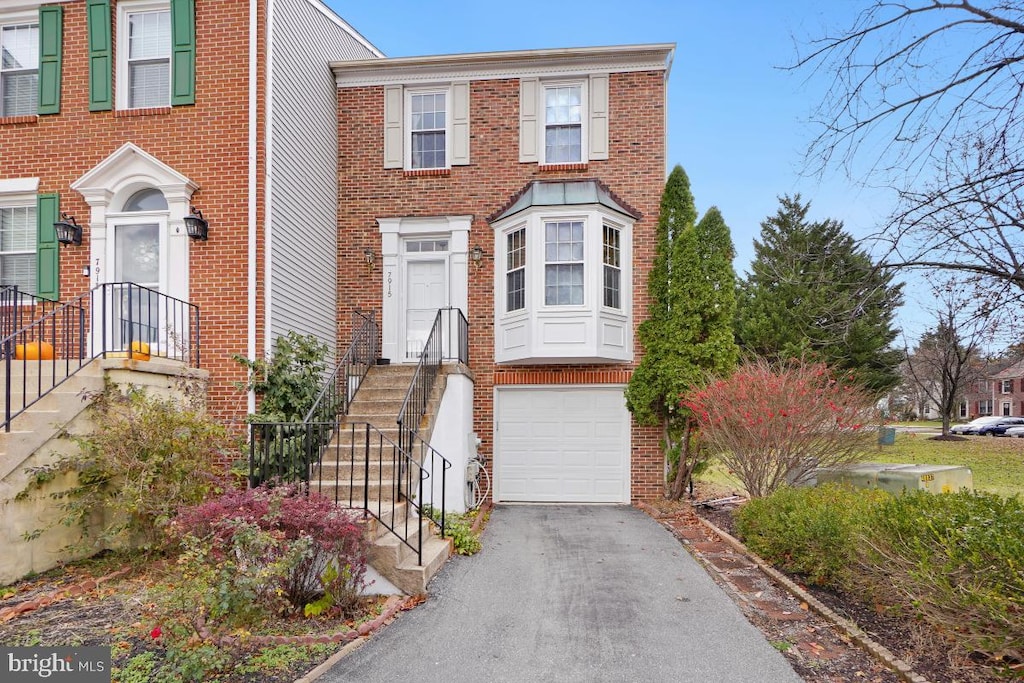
(492, 180), (635, 364)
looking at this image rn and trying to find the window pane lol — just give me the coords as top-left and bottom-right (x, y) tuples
(545, 125), (582, 163)
(507, 268), (525, 312)
(1, 24), (38, 69)
(123, 188), (168, 212)
(1, 71), (36, 117)
(1, 24), (39, 117)
(129, 11), (170, 60)
(115, 224), (160, 284)
(0, 206), (36, 294)
(129, 61), (170, 108)
(545, 264), (583, 305)
(411, 130), (445, 169)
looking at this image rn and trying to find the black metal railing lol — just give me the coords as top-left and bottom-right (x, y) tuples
(303, 310), (378, 424)
(1, 283), (201, 432)
(396, 307), (468, 456)
(0, 286), (62, 352)
(2, 292), (88, 431)
(94, 283), (200, 366)
(248, 420), (444, 565)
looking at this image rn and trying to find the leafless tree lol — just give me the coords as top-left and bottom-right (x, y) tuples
(795, 2), (1024, 305)
(901, 281), (994, 435)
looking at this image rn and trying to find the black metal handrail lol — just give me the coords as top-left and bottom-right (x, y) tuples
(248, 421), (445, 565)
(2, 283), (201, 432)
(396, 307), (468, 456)
(3, 292), (88, 431)
(0, 286), (62, 350)
(303, 310), (378, 423)
(94, 283), (201, 366)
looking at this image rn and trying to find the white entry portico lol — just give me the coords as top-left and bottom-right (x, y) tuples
(377, 215), (471, 363)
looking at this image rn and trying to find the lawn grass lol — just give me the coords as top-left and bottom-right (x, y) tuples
(695, 431), (1024, 499)
(870, 432), (1024, 498)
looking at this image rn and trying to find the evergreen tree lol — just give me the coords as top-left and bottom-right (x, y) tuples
(735, 195), (903, 394)
(626, 166), (739, 499)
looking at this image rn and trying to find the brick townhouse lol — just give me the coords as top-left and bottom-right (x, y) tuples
(0, 0), (378, 423)
(2, 0), (673, 505)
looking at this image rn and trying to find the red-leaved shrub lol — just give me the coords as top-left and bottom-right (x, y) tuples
(169, 484), (368, 610)
(683, 358), (879, 497)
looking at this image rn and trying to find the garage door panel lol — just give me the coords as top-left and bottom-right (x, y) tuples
(496, 387), (630, 503)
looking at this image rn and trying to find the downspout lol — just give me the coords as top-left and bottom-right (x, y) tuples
(246, 0), (259, 414)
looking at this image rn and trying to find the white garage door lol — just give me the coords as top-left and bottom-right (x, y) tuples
(495, 387), (630, 503)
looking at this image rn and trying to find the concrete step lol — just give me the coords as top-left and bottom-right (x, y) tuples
(386, 535), (452, 595)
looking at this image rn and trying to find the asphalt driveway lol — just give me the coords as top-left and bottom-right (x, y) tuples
(321, 505), (801, 683)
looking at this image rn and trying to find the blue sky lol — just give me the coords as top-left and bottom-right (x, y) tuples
(328, 0), (922, 332)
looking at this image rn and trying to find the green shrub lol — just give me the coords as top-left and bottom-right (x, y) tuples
(735, 484), (890, 587)
(423, 506), (482, 556)
(857, 490), (1024, 664)
(18, 384), (236, 551)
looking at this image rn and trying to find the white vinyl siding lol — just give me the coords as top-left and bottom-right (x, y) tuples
(266, 0), (378, 356)
(0, 21), (38, 117)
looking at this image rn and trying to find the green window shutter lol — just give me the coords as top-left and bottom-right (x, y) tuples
(86, 0), (112, 112)
(37, 6), (63, 115)
(36, 194), (60, 302)
(170, 0), (195, 106)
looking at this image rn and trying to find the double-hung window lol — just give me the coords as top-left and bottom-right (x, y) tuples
(123, 5), (171, 109)
(1002, 379), (1013, 394)
(506, 228), (526, 312)
(602, 224), (621, 309)
(543, 84), (582, 163)
(544, 220), (584, 305)
(0, 203), (37, 295)
(408, 91), (447, 170)
(0, 21), (38, 117)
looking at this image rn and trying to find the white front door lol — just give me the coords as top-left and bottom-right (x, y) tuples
(104, 220), (167, 348)
(404, 258), (447, 360)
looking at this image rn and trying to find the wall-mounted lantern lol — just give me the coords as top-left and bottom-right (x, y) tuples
(54, 213), (82, 247)
(183, 207), (209, 241)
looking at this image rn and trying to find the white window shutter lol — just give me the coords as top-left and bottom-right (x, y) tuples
(451, 81), (470, 166)
(589, 73), (609, 161)
(383, 85), (403, 169)
(519, 78), (539, 163)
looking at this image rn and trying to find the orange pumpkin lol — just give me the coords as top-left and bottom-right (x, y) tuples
(15, 341), (55, 360)
(130, 340), (151, 361)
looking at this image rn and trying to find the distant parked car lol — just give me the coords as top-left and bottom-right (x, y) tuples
(950, 416), (1003, 435)
(1003, 426), (1024, 438)
(976, 417), (1024, 436)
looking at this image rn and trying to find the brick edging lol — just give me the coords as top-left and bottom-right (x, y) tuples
(0, 567), (134, 623)
(696, 517), (931, 683)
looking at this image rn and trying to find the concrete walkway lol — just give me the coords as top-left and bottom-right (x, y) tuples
(321, 505), (801, 683)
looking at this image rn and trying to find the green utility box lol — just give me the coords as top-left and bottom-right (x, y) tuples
(815, 462), (973, 495)
(877, 427), (896, 445)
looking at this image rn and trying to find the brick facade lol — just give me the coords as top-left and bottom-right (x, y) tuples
(0, 0), (266, 426)
(336, 72), (667, 501)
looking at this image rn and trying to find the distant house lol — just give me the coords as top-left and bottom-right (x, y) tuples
(990, 359), (1024, 417)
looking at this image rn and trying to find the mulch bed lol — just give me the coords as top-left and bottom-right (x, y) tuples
(0, 557), (407, 683)
(666, 496), (1005, 683)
